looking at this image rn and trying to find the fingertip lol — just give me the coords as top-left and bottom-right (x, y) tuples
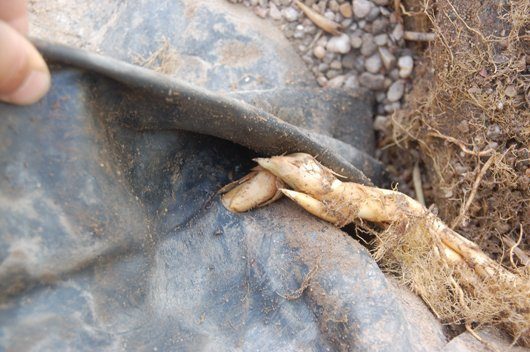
(0, 69), (50, 105)
(0, 21), (50, 105)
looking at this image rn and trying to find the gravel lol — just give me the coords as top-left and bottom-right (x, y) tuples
(359, 72), (386, 90)
(398, 55), (414, 78)
(228, 0), (416, 122)
(387, 80), (405, 102)
(326, 34), (352, 54)
(365, 54), (382, 73)
(353, 0), (373, 18)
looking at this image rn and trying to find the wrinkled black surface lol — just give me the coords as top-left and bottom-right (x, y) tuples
(0, 0), (437, 350)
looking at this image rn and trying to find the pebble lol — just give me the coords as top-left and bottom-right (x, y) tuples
(324, 10), (335, 21)
(353, 0), (372, 18)
(326, 34), (352, 54)
(391, 24), (404, 41)
(374, 34), (388, 46)
(373, 115), (388, 131)
(387, 80), (405, 102)
(371, 17), (389, 34)
(317, 76), (328, 87)
(366, 7), (381, 21)
(318, 63), (329, 72)
(505, 85), (517, 97)
(326, 69), (341, 79)
(339, 3), (353, 18)
(378, 47), (396, 70)
(327, 75), (346, 88)
(330, 60), (342, 70)
(350, 34), (363, 49)
(384, 102), (401, 113)
(254, 6), (268, 18)
(398, 55), (414, 78)
(282, 7), (299, 22)
(329, 0), (340, 12)
(375, 92), (386, 102)
(323, 52), (335, 64)
(359, 72), (386, 90)
(313, 46), (326, 59)
(235, 0), (413, 112)
(269, 3), (282, 20)
(344, 75), (360, 89)
(361, 33), (377, 56)
(365, 54), (382, 73)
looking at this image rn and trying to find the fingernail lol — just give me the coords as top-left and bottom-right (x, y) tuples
(0, 70), (50, 105)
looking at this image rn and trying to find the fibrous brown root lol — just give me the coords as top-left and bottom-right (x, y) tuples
(222, 153), (530, 345)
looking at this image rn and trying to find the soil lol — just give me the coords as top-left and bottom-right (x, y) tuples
(379, 0), (529, 268)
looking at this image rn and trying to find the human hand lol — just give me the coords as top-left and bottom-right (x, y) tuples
(0, 0), (50, 105)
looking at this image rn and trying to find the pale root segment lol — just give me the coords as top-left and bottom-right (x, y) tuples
(222, 153), (530, 345)
(220, 167), (284, 213)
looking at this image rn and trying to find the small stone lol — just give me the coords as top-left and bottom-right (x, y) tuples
(326, 69), (340, 79)
(358, 20), (366, 29)
(313, 46), (326, 59)
(280, 0), (292, 5)
(366, 6), (381, 21)
(505, 85), (517, 97)
(391, 23), (404, 41)
(374, 34), (388, 46)
(361, 33), (377, 56)
(398, 55), (414, 78)
(371, 17), (389, 34)
(316, 36), (328, 47)
(326, 34), (351, 54)
(359, 72), (386, 90)
(353, 0), (372, 18)
(282, 7), (299, 22)
(387, 80), (405, 102)
(341, 53), (355, 69)
(378, 47), (396, 70)
(350, 35), (363, 49)
(373, 0), (389, 4)
(375, 92), (386, 102)
(324, 10), (335, 21)
(486, 124), (502, 140)
(365, 54), (382, 73)
(384, 102), (401, 113)
(253, 6), (268, 18)
(323, 52), (335, 64)
(380, 7), (391, 16)
(318, 63), (329, 72)
(373, 115), (388, 131)
(354, 56), (365, 71)
(327, 75), (346, 88)
(294, 29), (305, 39)
(329, 0), (340, 12)
(304, 23), (317, 34)
(302, 55), (314, 65)
(341, 18), (353, 27)
(317, 76), (328, 87)
(269, 3), (282, 20)
(330, 60), (342, 70)
(339, 3), (353, 18)
(344, 75), (360, 89)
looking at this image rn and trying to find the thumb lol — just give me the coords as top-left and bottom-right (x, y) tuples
(0, 21), (50, 105)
